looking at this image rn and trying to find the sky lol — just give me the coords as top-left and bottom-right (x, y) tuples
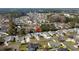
(0, 0), (79, 8)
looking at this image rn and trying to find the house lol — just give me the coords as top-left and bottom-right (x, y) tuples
(58, 36), (65, 42)
(0, 32), (8, 37)
(33, 34), (40, 41)
(23, 36), (31, 43)
(57, 48), (69, 51)
(13, 16), (31, 25)
(4, 41), (8, 46)
(35, 25), (41, 32)
(48, 42), (52, 47)
(42, 33), (52, 40)
(20, 39), (25, 44)
(48, 42), (61, 48)
(64, 13), (70, 17)
(28, 43), (39, 51)
(4, 36), (19, 42)
(48, 31), (54, 36)
(19, 36), (26, 43)
(66, 38), (75, 43)
(0, 17), (9, 32)
(26, 37), (30, 43)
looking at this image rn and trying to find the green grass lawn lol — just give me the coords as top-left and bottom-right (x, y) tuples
(19, 43), (28, 51)
(66, 41), (75, 45)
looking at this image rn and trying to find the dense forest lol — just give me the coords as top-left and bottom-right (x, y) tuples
(0, 8), (79, 13)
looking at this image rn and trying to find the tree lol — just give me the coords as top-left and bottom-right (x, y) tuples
(47, 14), (66, 23)
(7, 15), (17, 35)
(65, 16), (79, 23)
(41, 24), (49, 31)
(0, 37), (5, 45)
(18, 28), (26, 36)
(69, 22), (75, 28)
(50, 24), (58, 31)
(41, 23), (57, 32)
